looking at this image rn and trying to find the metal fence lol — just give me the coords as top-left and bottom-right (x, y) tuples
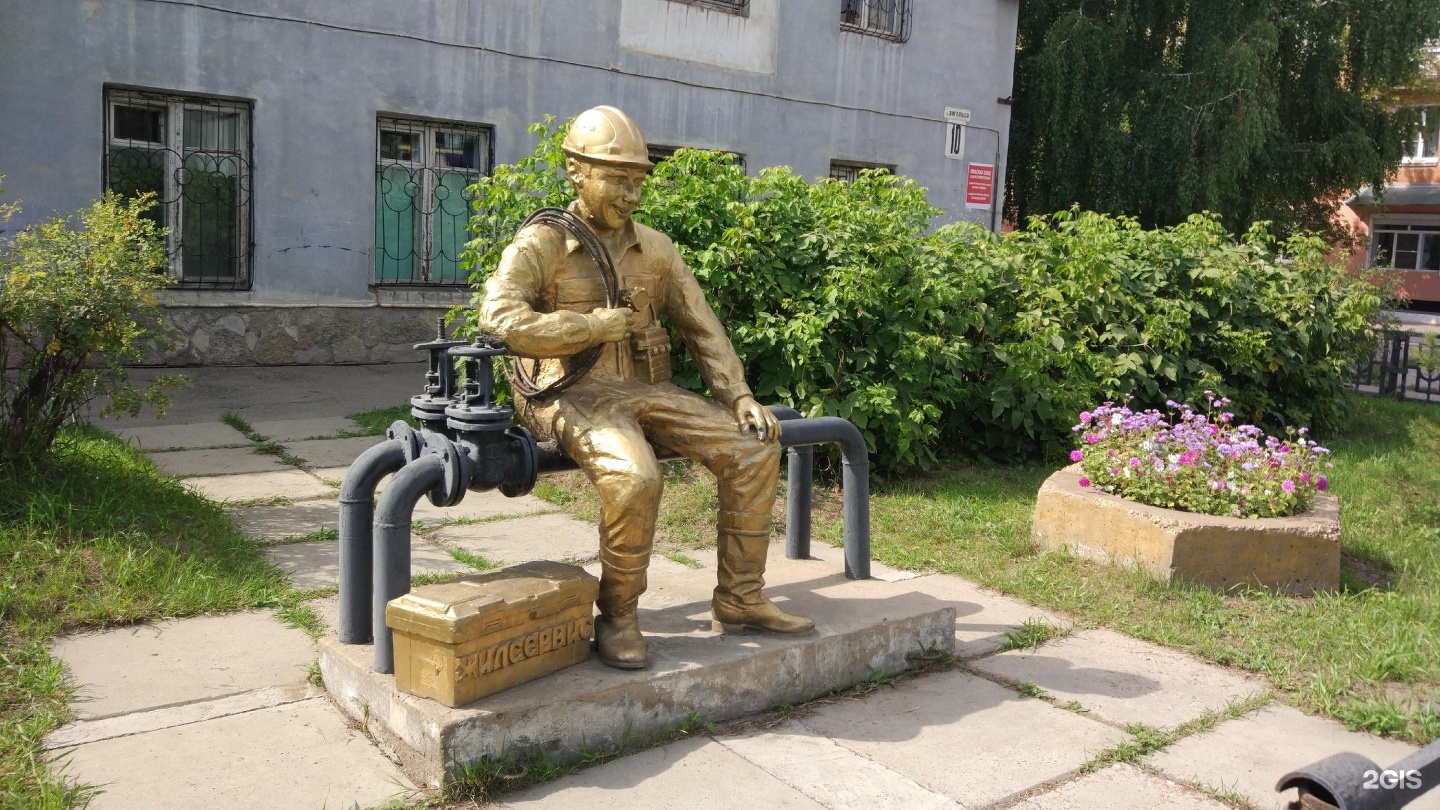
(1353, 330), (1440, 403)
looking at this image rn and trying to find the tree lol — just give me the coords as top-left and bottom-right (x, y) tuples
(1006, 0), (1440, 236)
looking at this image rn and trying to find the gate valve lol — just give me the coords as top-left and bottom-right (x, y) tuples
(410, 318), (468, 437)
(445, 339), (539, 497)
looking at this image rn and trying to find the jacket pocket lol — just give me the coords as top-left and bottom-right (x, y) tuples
(554, 277), (606, 309)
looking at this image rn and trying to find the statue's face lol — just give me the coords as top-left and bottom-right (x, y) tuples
(569, 158), (647, 232)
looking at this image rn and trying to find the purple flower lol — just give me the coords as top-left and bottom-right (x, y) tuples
(1070, 450), (1084, 462)
(1281, 480), (1295, 493)
(1078, 477), (1091, 488)
(1316, 476), (1327, 491)
(1300, 472), (1310, 484)
(1128, 457), (1140, 468)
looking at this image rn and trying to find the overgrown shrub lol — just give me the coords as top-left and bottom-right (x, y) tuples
(0, 184), (184, 467)
(461, 122), (1387, 472)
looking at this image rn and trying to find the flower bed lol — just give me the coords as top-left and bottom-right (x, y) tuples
(1070, 394), (1332, 519)
(1032, 394), (1341, 594)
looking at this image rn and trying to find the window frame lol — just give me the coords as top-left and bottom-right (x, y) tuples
(1400, 105), (1440, 166)
(828, 160), (894, 183)
(103, 87), (254, 290)
(374, 115), (494, 287)
(840, 0), (911, 42)
(666, 0), (749, 16)
(1369, 219), (1440, 273)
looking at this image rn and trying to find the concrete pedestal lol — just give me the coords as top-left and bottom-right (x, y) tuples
(1032, 466), (1341, 595)
(319, 558), (955, 788)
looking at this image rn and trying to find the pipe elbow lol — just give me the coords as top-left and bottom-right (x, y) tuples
(340, 439), (409, 503)
(375, 453), (446, 526)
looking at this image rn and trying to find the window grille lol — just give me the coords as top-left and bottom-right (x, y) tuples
(671, 0), (749, 13)
(375, 116), (492, 286)
(841, 0), (911, 42)
(649, 144), (748, 173)
(104, 88), (253, 290)
(1369, 222), (1440, 272)
(829, 161), (893, 183)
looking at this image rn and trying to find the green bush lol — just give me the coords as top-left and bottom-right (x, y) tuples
(461, 123), (1386, 471)
(0, 183), (184, 467)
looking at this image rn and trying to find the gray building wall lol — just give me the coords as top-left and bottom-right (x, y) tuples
(0, 0), (1018, 363)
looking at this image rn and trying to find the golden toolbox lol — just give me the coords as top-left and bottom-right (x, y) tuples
(385, 561), (599, 707)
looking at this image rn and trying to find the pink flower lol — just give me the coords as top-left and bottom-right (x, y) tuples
(1128, 457), (1140, 468)
(1300, 472), (1310, 484)
(1281, 480), (1295, 493)
(1079, 411), (1092, 424)
(1078, 477), (1091, 488)
(1085, 434), (1099, 444)
(1070, 450), (1084, 462)
(1316, 476), (1327, 491)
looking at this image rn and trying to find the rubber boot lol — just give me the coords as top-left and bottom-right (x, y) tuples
(593, 552), (648, 669)
(711, 511), (815, 635)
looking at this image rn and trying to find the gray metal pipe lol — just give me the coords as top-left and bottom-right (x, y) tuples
(772, 416), (871, 580)
(785, 446), (814, 560)
(337, 439), (408, 644)
(372, 452), (446, 674)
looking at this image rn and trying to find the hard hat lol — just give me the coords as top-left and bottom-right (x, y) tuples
(562, 106), (653, 168)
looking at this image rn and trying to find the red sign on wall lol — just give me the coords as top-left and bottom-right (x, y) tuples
(966, 163), (995, 209)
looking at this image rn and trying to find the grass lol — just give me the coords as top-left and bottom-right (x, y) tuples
(535, 394), (1440, 744)
(348, 405), (417, 437)
(0, 426), (293, 806)
(998, 618), (1068, 651)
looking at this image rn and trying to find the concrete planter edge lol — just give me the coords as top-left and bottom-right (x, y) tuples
(1030, 465), (1341, 596)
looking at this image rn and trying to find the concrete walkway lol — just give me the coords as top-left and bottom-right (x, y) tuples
(43, 364), (1438, 810)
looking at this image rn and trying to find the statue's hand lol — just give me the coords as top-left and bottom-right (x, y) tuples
(589, 308), (631, 344)
(733, 396), (780, 443)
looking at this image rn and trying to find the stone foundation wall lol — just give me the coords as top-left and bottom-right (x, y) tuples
(143, 304), (457, 366)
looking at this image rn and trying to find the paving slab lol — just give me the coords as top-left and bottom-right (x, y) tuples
(45, 683), (320, 750)
(433, 512), (599, 565)
(900, 571), (1072, 659)
(182, 468), (335, 503)
(410, 490), (552, 526)
(968, 628), (1266, 730)
(54, 697), (415, 810)
(497, 736), (826, 809)
(145, 446), (289, 477)
(1011, 763), (1231, 809)
(264, 539), (475, 589)
(286, 436), (392, 468)
(796, 669), (1128, 808)
(247, 416), (364, 442)
(320, 557), (958, 788)
(49, 611), (315, 720)
(97, 362), (426, 427)
(1148, 703), (1440, 810)
(716, 726), (961, 810)
(231, 499), (337, 543)
(112, 421), (246, 451)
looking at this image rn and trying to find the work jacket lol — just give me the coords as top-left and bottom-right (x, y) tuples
(478, 207), (754, 410)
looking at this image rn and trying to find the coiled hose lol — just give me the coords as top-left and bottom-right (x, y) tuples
(506, 207), (620, 401)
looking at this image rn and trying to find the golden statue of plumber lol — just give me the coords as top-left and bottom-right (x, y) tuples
(479, 106), (813, 669)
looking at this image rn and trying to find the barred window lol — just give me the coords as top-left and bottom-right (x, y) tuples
(375, 116), (492, 285)
(104, 88), (253, 289)
(829, 160), (893, 183)
(649, 144), (748, 172)
(669, 0), (749, 14)
(841, 0), (911, 42)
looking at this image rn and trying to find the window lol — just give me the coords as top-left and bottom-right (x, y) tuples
(669, 0), (749, 14)
(375, 116), (492, 285)
(648, 144), (747, 172)
(829, 160), (893, 183)
(841, 0), (910, 41)
(1370, 222), (1440, 272)
(1401, 106), (1439, 164)
(104, 88), (252, 289)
